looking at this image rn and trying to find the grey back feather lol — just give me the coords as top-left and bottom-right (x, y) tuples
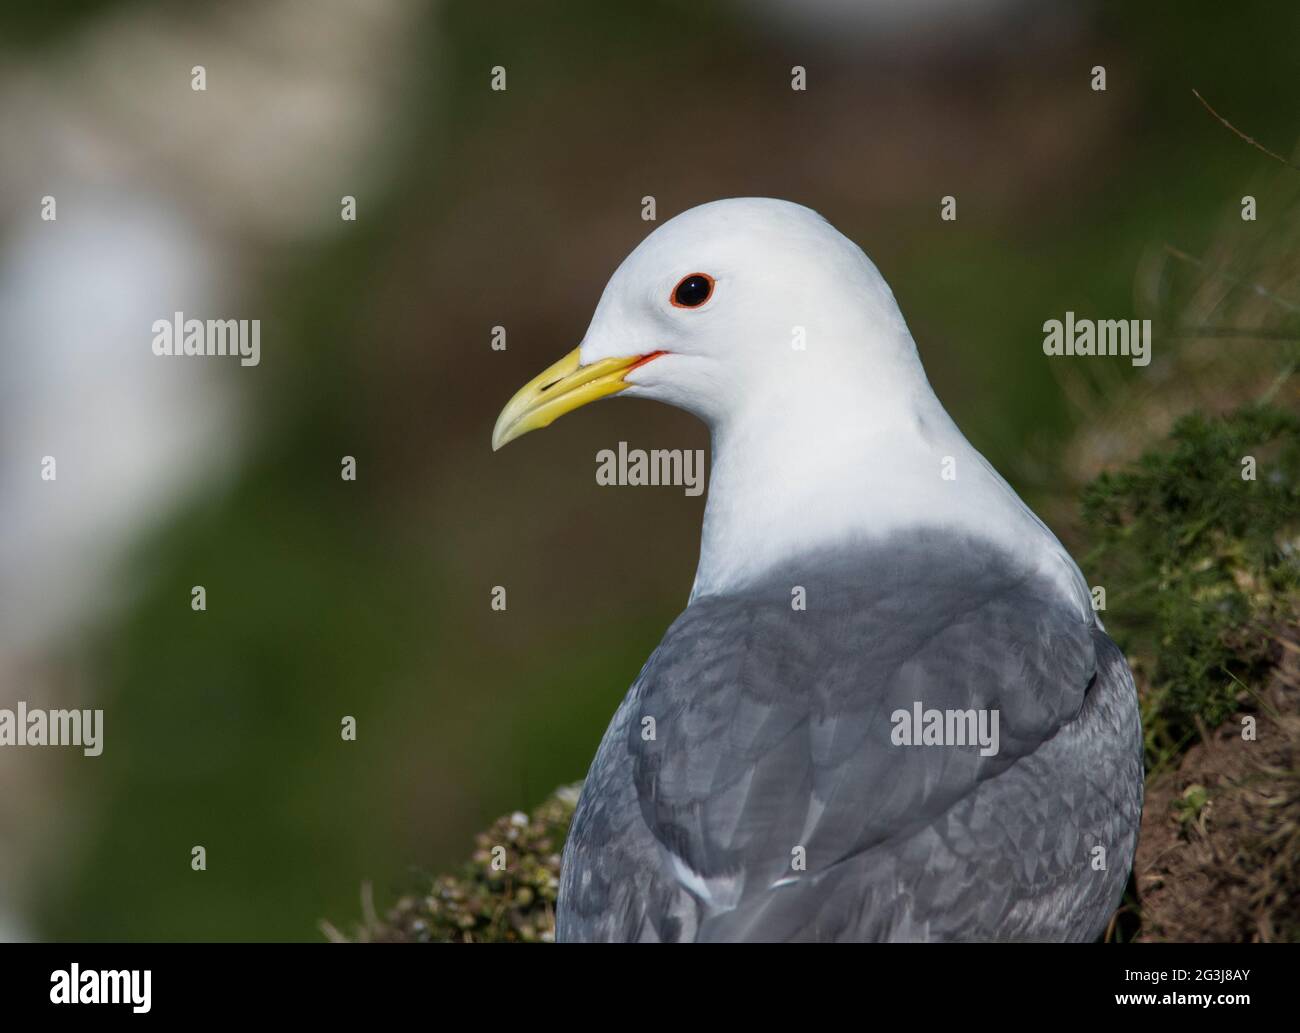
(558, 529), (1143, 942)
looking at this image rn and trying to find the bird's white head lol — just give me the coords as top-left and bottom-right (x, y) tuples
(491, 198), (930, 450)
(492, 197), (1086, 604)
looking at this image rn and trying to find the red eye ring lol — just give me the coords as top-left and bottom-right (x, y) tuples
(671, 272), (715, 309)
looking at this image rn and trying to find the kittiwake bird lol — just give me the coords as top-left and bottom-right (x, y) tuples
(492, 198), (1143, 942)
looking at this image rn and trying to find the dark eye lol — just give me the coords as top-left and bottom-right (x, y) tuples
(671, 273), (714, 309)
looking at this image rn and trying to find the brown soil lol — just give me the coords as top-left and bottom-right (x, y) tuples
(1135, 623), (1300, 942)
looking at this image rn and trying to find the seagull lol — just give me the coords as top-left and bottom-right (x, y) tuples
(492, 198), (1143, 942)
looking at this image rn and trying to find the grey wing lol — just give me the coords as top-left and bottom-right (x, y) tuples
(558, 531), (1143, 942)
(557, 690), (697, 942)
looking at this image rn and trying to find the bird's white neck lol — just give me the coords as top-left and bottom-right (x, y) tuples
(688, 362), (1086, 613)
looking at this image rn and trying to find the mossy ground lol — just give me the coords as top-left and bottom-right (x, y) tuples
(345, 786), (578, 943)
(1083, 406), (1300, 942)
(1082, 405), (1300, 774)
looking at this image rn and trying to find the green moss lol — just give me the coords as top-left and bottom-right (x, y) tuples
(1082, 404), (1300, 769)
(355, 786), (579, 943)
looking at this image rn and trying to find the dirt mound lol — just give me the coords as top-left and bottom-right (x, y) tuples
(1136, 623), (1300, 942)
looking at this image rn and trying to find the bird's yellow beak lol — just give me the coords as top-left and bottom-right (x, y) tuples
(491, 347), (661, 451)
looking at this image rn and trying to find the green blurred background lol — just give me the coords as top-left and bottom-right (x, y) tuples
(0, 0), (1295, 940)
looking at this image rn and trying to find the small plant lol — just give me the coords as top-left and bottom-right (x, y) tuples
(1174, 784), (1210, 829)
(1082, 404), (1300, 769)
(351, 785), (579, 942)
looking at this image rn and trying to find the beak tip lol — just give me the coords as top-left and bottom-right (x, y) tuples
(491, 346), (638, 456)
